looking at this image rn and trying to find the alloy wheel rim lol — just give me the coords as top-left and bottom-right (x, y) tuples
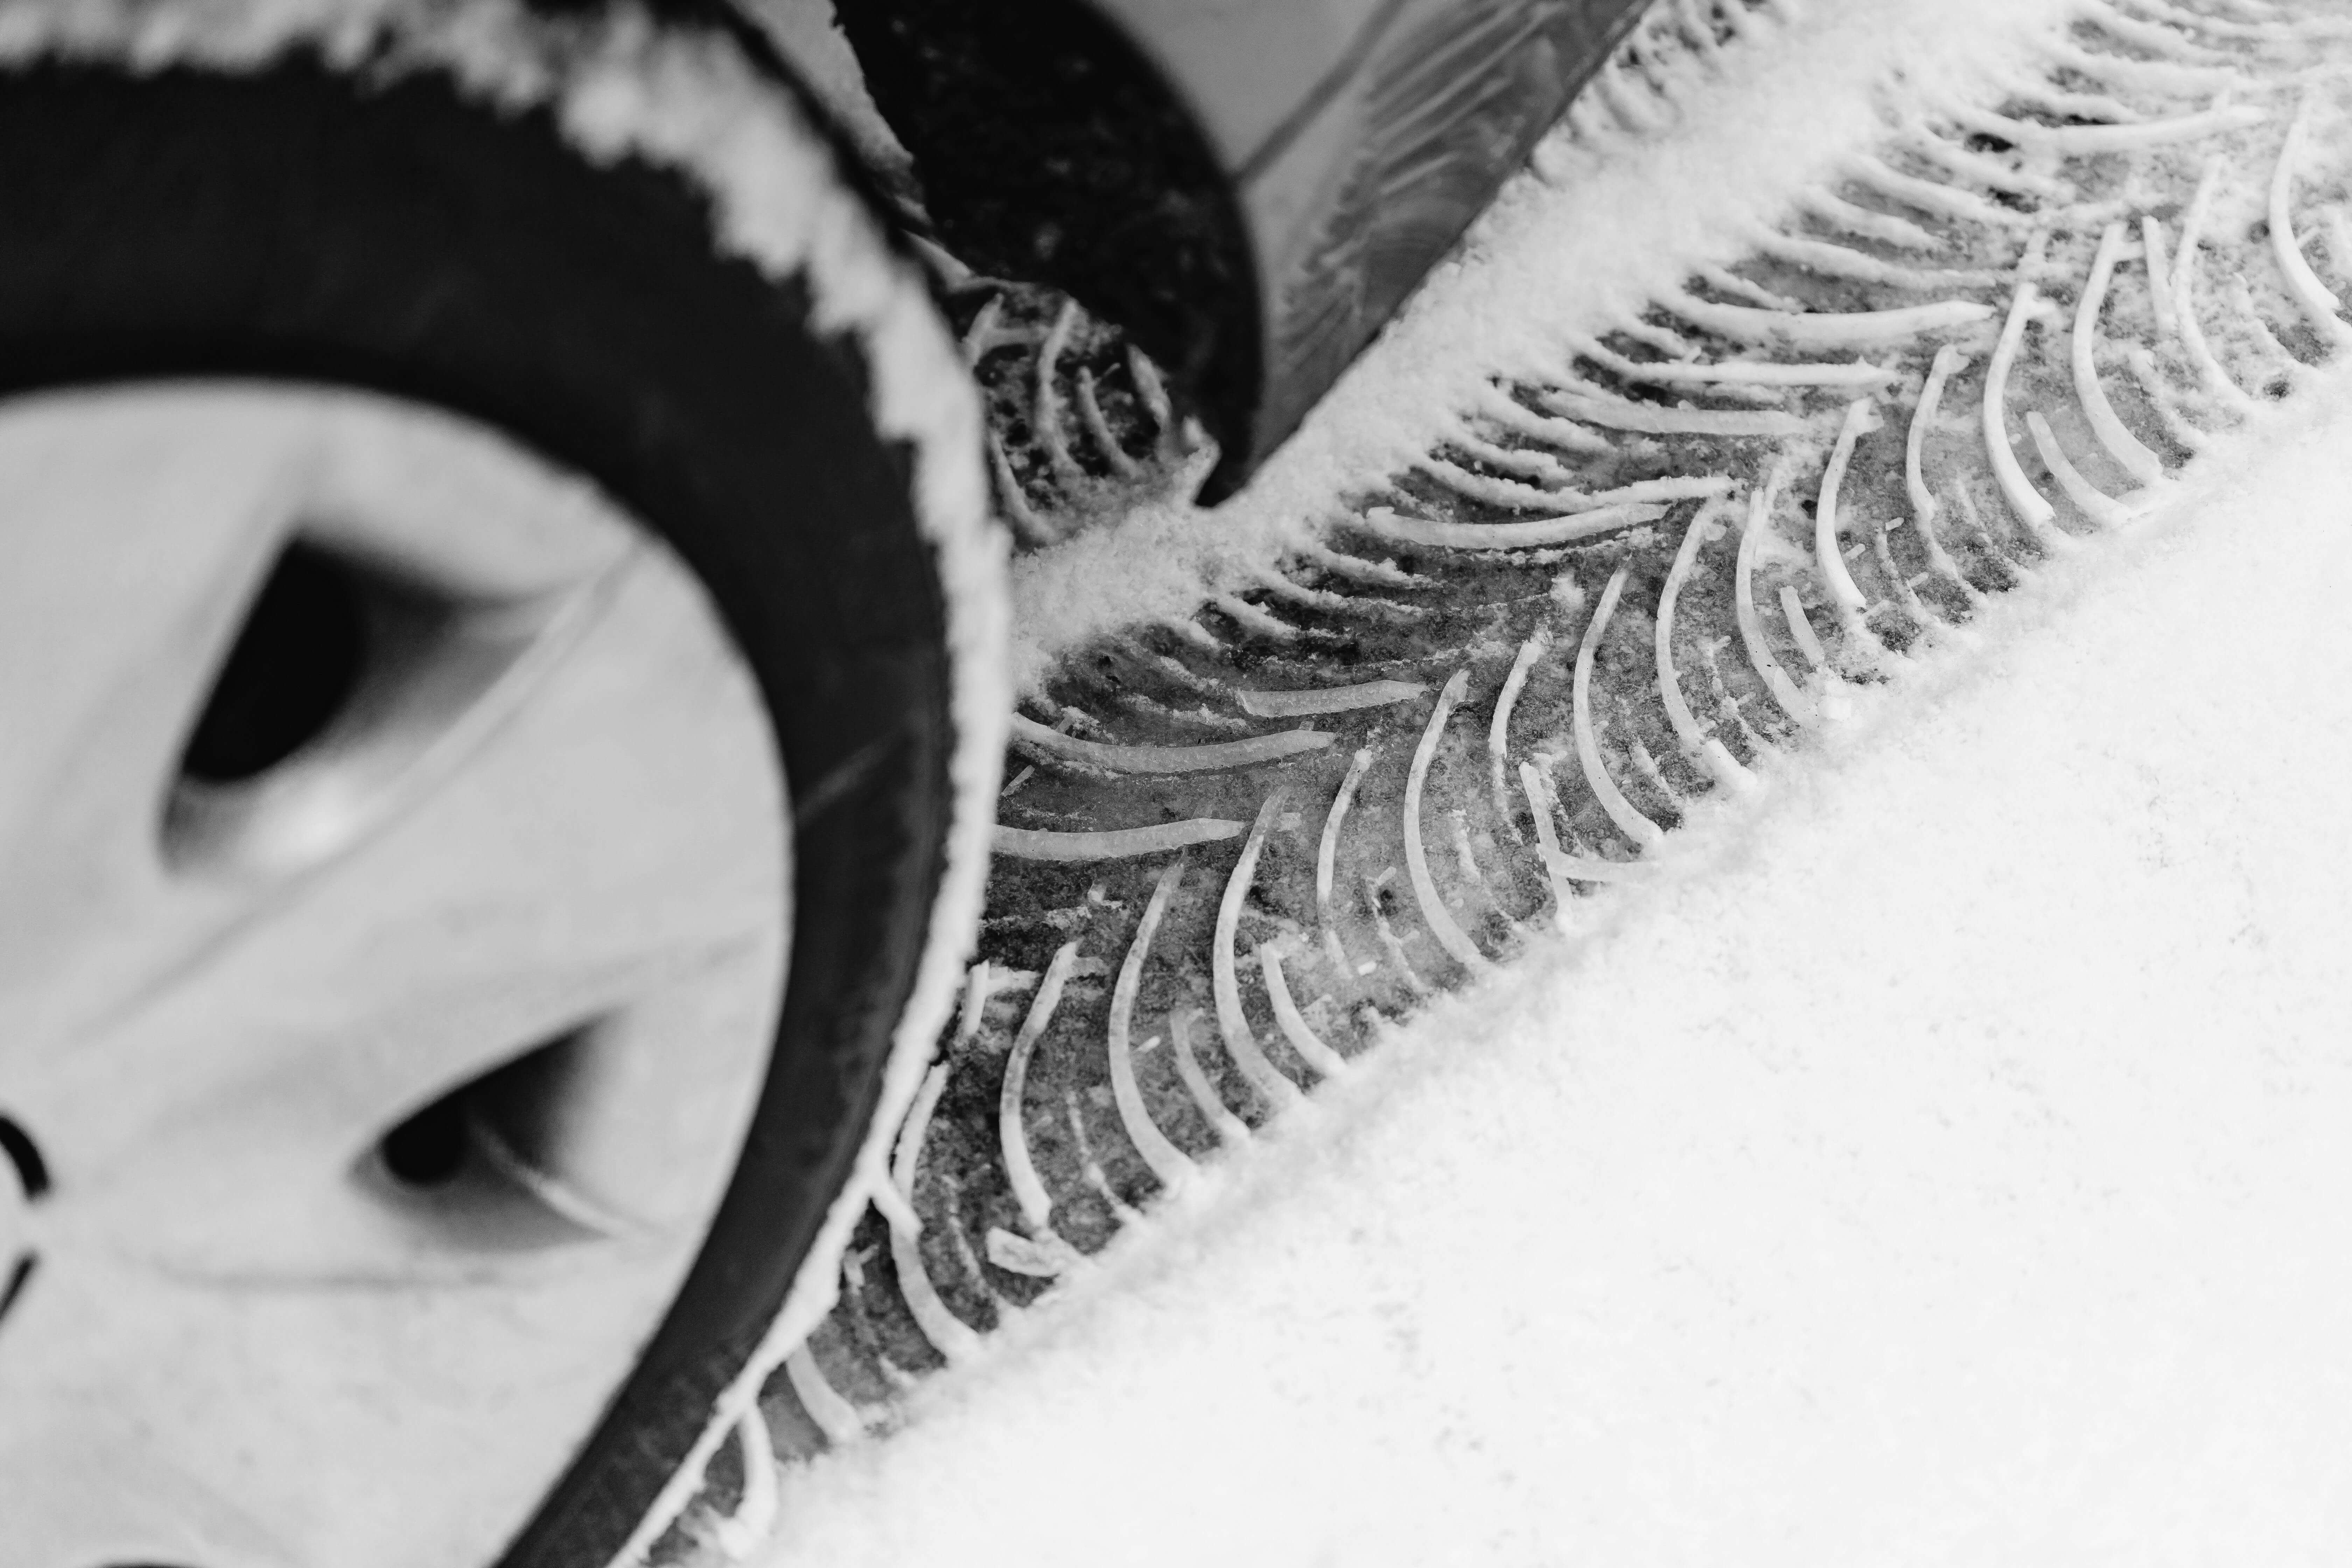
(0, 383), (790, 1568)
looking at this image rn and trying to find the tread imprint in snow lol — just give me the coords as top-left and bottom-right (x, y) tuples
(662, 0), (2352, 1555)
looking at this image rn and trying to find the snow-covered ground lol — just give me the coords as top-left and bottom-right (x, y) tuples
(695, 0), (2352, 1559)
(765, 352), (2352, 1563)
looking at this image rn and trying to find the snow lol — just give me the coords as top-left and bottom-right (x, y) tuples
(1006, 0), (2065, 690)
(734, 0), (910, 180)
(763, 365), (2352, 1564)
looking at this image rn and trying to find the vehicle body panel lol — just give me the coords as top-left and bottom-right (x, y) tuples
(824, 0), (1655, 497)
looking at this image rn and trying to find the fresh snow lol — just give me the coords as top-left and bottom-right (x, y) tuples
(764, 362), (2352, 1564)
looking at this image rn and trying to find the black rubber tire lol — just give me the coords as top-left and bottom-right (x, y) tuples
(0, 23), (969, 1568)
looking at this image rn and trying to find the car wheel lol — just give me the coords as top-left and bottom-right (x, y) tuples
(0, 6), (1005, 1567)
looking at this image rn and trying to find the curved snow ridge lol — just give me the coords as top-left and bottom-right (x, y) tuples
(761, 0), (2352, 1505)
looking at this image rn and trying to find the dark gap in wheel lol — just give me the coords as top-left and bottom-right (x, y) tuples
(468, 1022), (602, 1181)
(377, 1024), (596, 1193)
(0, 1254), (34, 1329)
(380, 1085), (471, 1188)
(179, 541), (366, 784)
(0, 1113), (48, 1198)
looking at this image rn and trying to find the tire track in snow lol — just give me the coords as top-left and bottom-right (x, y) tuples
(649, 0), (2352, 1554)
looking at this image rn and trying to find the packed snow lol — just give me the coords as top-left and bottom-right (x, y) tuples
(763, 358), (2352, 1564)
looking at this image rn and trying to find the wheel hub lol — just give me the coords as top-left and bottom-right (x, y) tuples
(0, 383), (791, 1568)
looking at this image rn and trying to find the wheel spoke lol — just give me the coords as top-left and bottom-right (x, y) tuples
(0, 1211), (696, 1568)
(0, 385), (793, 1568)
(0, 385), (638, 1070)
(27, 540), (785, 1272)
(0, 391), (308, 1037)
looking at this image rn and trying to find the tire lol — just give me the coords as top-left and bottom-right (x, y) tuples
(0, 4), (1004, 1566)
